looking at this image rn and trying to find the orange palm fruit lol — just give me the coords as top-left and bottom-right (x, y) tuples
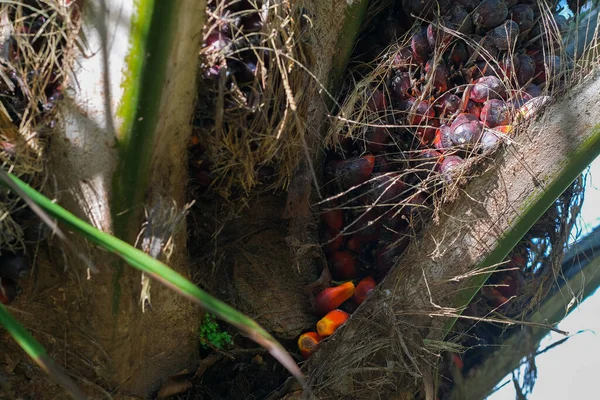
(316, 310), (350, 337)
(354, 276), (377, 305)
(298, 332), (322, 359)
(314, 281), (355, 316)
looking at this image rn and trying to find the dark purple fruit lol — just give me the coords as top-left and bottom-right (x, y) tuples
(425, 59), (449, 93)
(204, 31), (230, 52)
(447, 4), (474, 34)
(480, 99), (510, 127)
(0, 254), (30, 281)
(437, 155), (465, 181)
(401, 98), (436, 126)
(554, 15), (569, 34)
(411, 28), (431, 64)
(331, 155), (376, 190)
(470, 76), (506, 102)
(364, 173), (407, 205)
(455, 0), (480, 11)
(509, 4), (534, 33)
(488, 20), (519, 50)
(433, 92), (461, 116)
(241, 12), (263, 32)
(473, 0), (508, 29)
(516, 53), (535, 85)
(470, 35), (499, 62)
(449, 113), (483, 146)
(466, 100), (482, 119)
(525, 83), (542, 98)
(480, 129), (501, 152)
(533, 55), (561, 84)
(391, 46), (416, 71)
(365, 127), (392, 153)
(390, 72), (411, 100)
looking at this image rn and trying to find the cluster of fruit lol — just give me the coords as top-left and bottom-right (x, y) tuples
(0, 1), (68, 129)
(201, 0), (265, 100)
(300, 0), (568, 357)
(0, 253), (30, 305)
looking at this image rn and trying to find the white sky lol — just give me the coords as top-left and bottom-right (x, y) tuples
(488, 155), (600, 399)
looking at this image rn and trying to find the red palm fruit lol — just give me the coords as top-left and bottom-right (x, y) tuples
(298, 332), (322, 358)
(0, 278), (17, 305)
(411, 28), (431, 65)
(480, 99), (511, 127)
(437, 155), (465, 181)
(401, 98), (435, 125)
(314, 281), (355, 316)
(449, 113), (483, 146)
(433, 93), (461, 116)
(333, 155), (375, 189)
(466, 100), (482, 119)
(367, 88), (388, 112)
(366, 127), (391, 153)
(0, 254), (30, 281)
(322, 209), (343, 230)
(390, 72), (411, 100)
(330, 251), (359, 280)
(470, 76), (506, 102)
(488, 20), (519, 51)
(354, 277), (377, 305)
(509, 4), (534, 33)
(482, 286), (510, 307)
(448, 4), (474, 34)
(452, 354), (465, 371)
(496, 274), (519, 298)
(434, 124), (453, 151)
(317, 310), (350, 337)
(516, 53), (535, 85)
(391, 46), (416, 71)
(446, 41), (469, 67)
(416, 119), (440, 145)
(364, 173), (407, 205)
(472, 0), (508, 30)
(425, 59), (449, 93)
(322, 229), (343, 253)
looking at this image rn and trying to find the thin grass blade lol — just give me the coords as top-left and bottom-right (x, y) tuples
(0, 304), (86, 400)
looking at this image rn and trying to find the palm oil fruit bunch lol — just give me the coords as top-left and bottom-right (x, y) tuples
(201, 0), (266, 104)
(302, 0), (569, 358)
(0, 253), (30, 305)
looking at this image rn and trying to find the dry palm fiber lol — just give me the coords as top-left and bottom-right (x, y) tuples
(0, 0), (79, 254)
(194, 0), (316, 201)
